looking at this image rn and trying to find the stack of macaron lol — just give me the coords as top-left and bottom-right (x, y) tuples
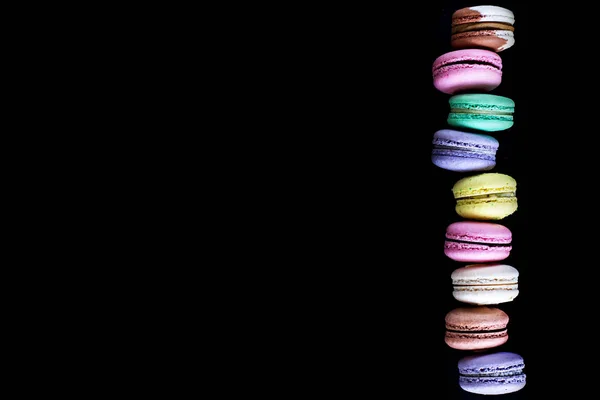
(432, 5), (526, 396)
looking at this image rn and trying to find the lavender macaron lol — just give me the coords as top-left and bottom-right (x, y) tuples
(432, 129), (499, 172)
(458, 351), (526, 395)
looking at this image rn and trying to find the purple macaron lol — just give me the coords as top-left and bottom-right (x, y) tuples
(458, 351), (526, 395)
(432, 129), (499, 172)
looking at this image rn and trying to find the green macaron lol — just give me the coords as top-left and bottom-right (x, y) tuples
(448, 94), (515, 132)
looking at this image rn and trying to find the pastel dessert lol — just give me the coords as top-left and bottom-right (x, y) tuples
(448, 94), (515, 132)
(445, 306), (509, 350)
(458, 351), (526, 395)
(432, 129), (499, 172)
(451, 5), (515, 52)
(451, 264), (519, 305)
(444, 221), (512, 262)
(432, 49), (502, 94)
(452, 173), (517, 220)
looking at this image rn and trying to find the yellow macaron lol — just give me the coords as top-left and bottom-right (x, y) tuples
(452, 173), (517, 220)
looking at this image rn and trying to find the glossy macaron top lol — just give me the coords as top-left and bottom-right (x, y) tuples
(445, 221), (512, 244)
(451, 264), (519, 285)
(452, 6), (515, 26)
(432, 49), (502, 75)
(449, 93), (515, 112)
(458, 351), (524, 376)
(452, 173), (517, 199)
(445, 306), (509, 331)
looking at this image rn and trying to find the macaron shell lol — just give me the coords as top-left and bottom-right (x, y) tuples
(449, 93), (515, 109)
(452, 30), (515, 52)
(447, 115), (513, 132)
(433, 67), (502, 94)
(458, 351), (524, 374)
(432, 49), (503, 71)
(451, 264), (519, 284)
(434, 129), (500, 149)
(445, 331), (508, 350)
(452, 285), (519, 305)
(452, 173), (517, 199)
(456, 198), (518, 220)
(444, 241), (511, 262)
(459, 375), (525, 395)
(432, 155), (495, 172)
(445, 306), (509, 331)
(445, 221), (512, 242)
(452, 6), (515, 26)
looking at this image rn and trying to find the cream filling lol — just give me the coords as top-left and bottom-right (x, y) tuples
(453, 285), (518, 291)
(450, 108), (513, 115)
(460, 192), (515, 199)
(453, 281), (517, 286)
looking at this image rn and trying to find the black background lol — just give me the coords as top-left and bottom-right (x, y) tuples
(277, 1), (579, 398)
(243, 0), (595, 397)
(36, 1), (596, 396)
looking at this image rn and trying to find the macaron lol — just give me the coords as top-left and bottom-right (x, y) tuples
(451, 264), (519, 305)
(451, 5), (515, 52)
(432, 129), (499, 172)
(458, 351), (526, 395)
(432, 49), (502, 94)
(452, 173), (518, 220)
(444, 306), (509, 350)
(444, 221), (512, 262)
(448, 93), (515, 132)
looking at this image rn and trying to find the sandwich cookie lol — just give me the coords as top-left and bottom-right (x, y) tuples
(432, 129), (499, 172)
(451, 264), (519, 305)
(458, 351), (526, 395)
(452, 173), (517, 220)
(432, 49), (502, 94)
(444, 221), (512, 262)
(448, 94), (515, 132)
(445, 306), (509, 350)
(451, 5), (515, 52)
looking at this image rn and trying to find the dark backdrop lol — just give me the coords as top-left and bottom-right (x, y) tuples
(275, 1), (584, 398)
(286, 1), (539, 398)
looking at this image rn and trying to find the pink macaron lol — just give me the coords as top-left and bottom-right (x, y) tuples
(432, 49), (502, 94)
(444, 221), (512, 262)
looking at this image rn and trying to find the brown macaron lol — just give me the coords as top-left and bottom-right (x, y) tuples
(451, 5), (515, 52)
(445, 306), (509, 350)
